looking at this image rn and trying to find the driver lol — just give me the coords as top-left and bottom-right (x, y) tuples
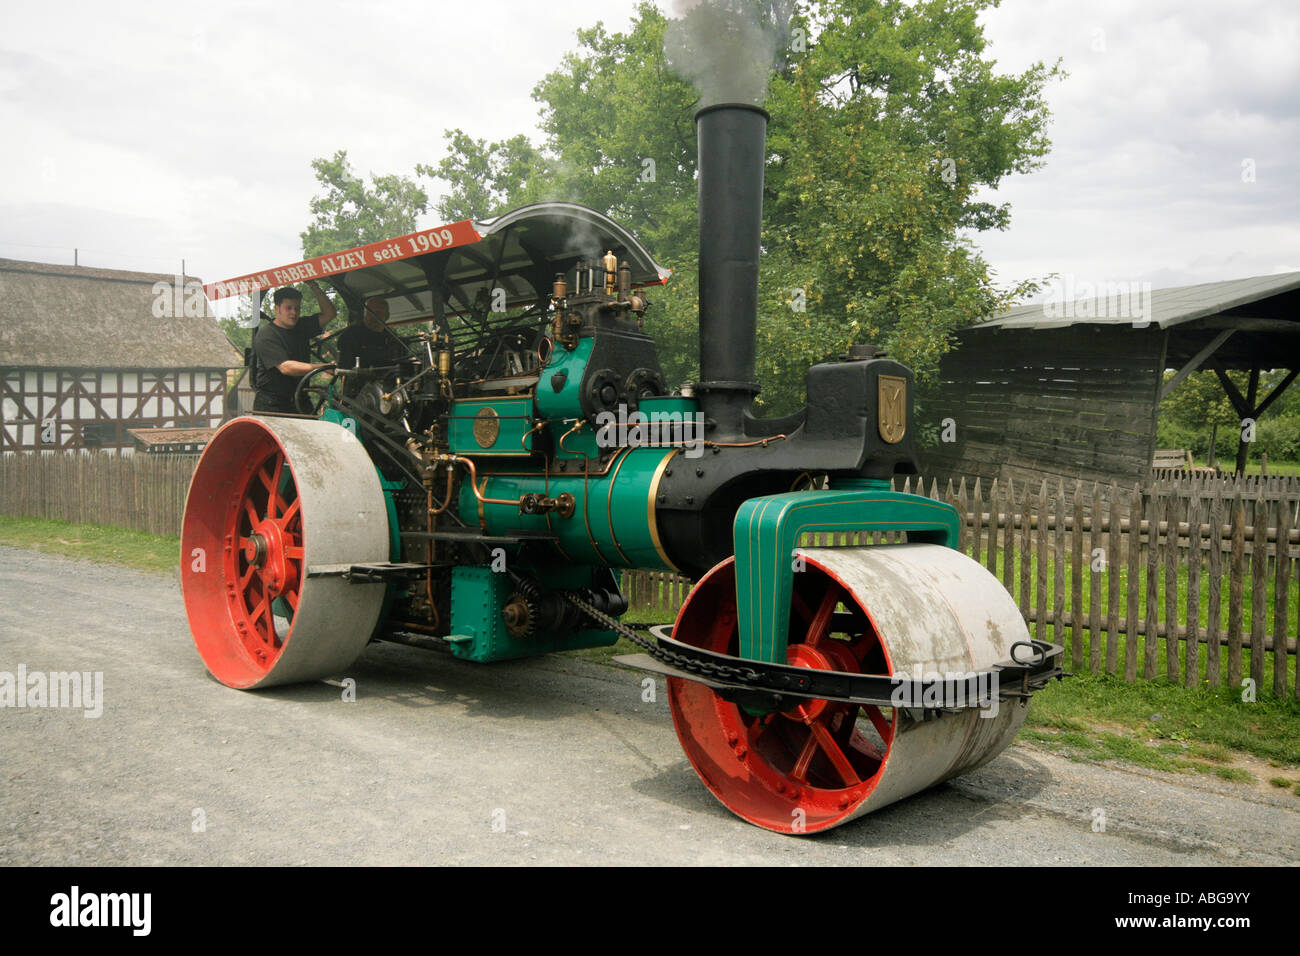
(252, 281), (338, 414)
(337, 296), (407, 371)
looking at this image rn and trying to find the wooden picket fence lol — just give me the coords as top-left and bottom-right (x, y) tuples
(626, 475), (1300, 699)
(1149, 470), (1300, 504)
(0, 451), (198, 537)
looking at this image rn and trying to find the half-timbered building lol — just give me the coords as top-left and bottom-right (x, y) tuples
(0, 258), (240, 452)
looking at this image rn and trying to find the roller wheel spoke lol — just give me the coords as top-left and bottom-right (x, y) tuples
(247, 594), (268, 637)
(864, 705), (893, 744)
(220, 446), (304, 666)
(270, 456), (284, 510)
(834, 704), (860, 745)
(804, 583), (837, 648)
(790, 733), (819, 783)
(806, 717), (862, 788)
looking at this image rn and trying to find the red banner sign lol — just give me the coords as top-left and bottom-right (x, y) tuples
(204, 219), (483, 300)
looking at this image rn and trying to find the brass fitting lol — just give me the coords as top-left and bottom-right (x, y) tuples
(603, 250), (618, 295)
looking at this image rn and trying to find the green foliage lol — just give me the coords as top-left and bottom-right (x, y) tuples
(1158, 369), (1300, 463)
(301, 150), (429, 257)
(421, 1), (1062, 412)
(218, 294), (262, 353)
(1160, 369), (1243, 434)
(1256, 413), (1300, 462)
(755, 0), (1058, 408)
(1024, 669), (1300, 769)
(418, 132), (554, 222)
(296, 150), (429, 326)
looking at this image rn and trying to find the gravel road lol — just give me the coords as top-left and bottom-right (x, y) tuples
(1, 545), (1296, 866)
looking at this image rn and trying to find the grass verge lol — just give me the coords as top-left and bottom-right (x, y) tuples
(0, 515), (180, 575)
(1021, 668), (1300, 787)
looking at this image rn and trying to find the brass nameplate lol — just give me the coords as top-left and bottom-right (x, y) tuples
(473, 407), (500, 448)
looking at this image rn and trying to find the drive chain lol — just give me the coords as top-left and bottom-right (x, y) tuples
(562, 590), (765, 685)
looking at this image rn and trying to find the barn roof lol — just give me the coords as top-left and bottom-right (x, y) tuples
(977, 270), (1300, 331)
(0, 258), (241, 369)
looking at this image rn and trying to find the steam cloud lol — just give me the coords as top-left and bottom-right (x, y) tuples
(664, 0), (795, 109)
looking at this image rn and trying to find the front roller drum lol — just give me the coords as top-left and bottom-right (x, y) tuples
(180, 416), (390, 689)
(668, 543), (1030, 834)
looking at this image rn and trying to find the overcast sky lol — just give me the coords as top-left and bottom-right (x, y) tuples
(2, 0), (1296, 309)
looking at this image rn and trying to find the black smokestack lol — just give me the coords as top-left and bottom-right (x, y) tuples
(695, 103), (767, 439)
(665, 1), (792, 439)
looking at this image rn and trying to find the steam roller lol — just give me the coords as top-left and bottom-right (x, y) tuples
(182, 101), (1062, 833)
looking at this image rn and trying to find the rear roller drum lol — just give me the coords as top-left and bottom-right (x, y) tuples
(180, 416), (390, 689)
(668, 544), (1030, 834)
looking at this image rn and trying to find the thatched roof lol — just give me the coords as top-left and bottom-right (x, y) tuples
(0, 258), (241, 369)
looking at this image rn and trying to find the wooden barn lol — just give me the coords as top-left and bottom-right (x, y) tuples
(923, 271), (1300, 489)
(0, 258), (240, 453)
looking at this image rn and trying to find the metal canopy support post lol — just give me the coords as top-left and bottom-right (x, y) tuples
(368, 265), (428, 314)
(417, 254), (450, 333)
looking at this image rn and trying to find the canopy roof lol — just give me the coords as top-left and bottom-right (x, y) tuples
(206, 202), (671, 324)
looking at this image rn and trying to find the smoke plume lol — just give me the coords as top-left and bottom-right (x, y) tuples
(664, 0), (795, 109)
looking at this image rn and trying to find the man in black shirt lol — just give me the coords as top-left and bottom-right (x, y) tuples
(252, 282), (338, 413)
(337, 297), (407, 370)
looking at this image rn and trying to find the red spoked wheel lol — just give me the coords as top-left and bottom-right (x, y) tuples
(227, 444), (301, 669)
(667, 555), (896, 834)
(181, 416), (389, 689)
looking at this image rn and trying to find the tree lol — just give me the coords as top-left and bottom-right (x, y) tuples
(301, 150), (429, 258)
(1160, 368), (1300, 467)
(296, 150), (429, 326)
(418, 132), (553, 223)
(422, 0), (1060, 412)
